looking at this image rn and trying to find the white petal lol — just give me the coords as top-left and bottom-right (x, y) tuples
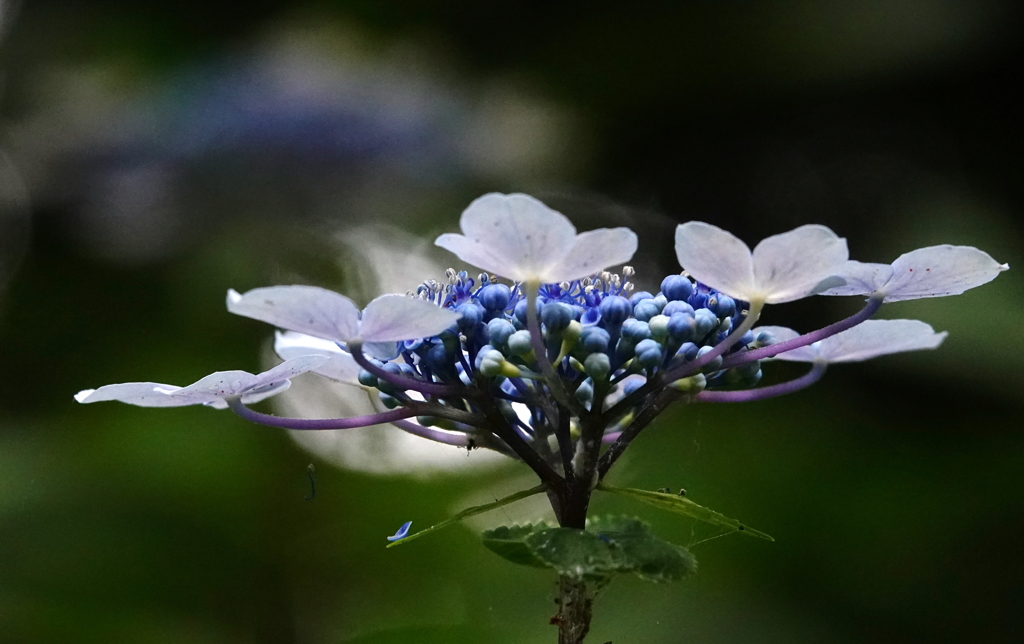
(171, 369), (258, 402)
(816, 319), (947, 363)
(544, 227), (639, 283)
(250, 355), (330, 389)
(674, 222), (756, 301)
(359, 294), (460, 342)
(882, 245), (1009, 302)
(751, 225), (849, 303)
(435, 193), (577, 281)
(74, 382), (196, 407)
(227, 285), (360, 342)
(239, 380), (292, 406)
(754, 326), (819, 362)
(363, 341), (402, 361)
(819, 261), (894, 297)
(274, 331), (361, 384)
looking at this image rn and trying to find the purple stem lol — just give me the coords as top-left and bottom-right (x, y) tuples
(696, 363), (826, 403)
(388, 418), (473, 447)
(350, 342), (476, 399)
(721, 296), (883, 369)
(228, 398), (418, 430)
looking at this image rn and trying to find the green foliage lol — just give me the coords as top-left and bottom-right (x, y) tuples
(481, 515), (695, 583)
(386, 484), (546, 548)
(480, 523), (551, 568)
(597, 482), (774, 541)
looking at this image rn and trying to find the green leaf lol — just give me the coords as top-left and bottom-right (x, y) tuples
(587, 515), (696, 583)
(525, 527), (628, 579)
(481, 523), (551, 568)
(596, 482), (774, 541)
(386, 484), (547, 548)
(482, 515), (698, 583)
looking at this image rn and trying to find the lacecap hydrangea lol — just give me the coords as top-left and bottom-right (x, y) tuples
(75, 192), (1007, 639)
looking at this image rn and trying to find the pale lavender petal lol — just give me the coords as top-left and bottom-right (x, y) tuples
(751, 225), (849, 303)
(274, 331), (361, 384)
(227, 285), (360, 342)
(883, 245), (1009, 302)
(546, 227), (639, 283)
(250, 356), (331, 389)
(359, 294), (460, 342)
(168, 357), (326, 405)
(74, 382), (195, 407)
(819, 261), (894, 297)
(674, 222), (756, 301)
(773, 319), (946, 363)
(435, 193), (577, 282)
(170, 369), (257, 403)
(816, 319), (947, 362)
(363, 341), (402, 361)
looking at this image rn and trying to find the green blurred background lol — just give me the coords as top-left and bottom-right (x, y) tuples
(1, 1), (1022, 642)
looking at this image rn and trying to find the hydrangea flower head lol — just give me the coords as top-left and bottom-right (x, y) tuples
(434, 193), (638, 285)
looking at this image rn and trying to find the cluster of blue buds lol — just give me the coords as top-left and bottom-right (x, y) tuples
(360, 267), (767, 433)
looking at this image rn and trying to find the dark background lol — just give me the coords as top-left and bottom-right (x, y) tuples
(1, 1), (1021, 642)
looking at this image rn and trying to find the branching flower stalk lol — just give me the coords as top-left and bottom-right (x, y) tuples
(76, 193), (1008, 643)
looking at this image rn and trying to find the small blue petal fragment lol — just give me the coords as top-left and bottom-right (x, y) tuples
(387, 521), (413, 542)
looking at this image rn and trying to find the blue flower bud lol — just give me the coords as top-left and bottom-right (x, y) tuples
(357, 368), (378, 388)
(621, 319), (652, 342)
(677, 342), (699, 361)
(424, 341), (451, 374)
(648, 314), (670, 340)
(580, 326), (611, 354)
(633, 298), (661, 322)
(662, 300), (695, 317)
(694, 309), (718, 339)
(507, 330), (534, 357)
(660, 275), (694, 302)
(736, 359), (761, 379)
(696, 345), (723, 372)
(477, 283), (512, 312)
(474, 344), (497, 370)
(755, 330), (776, 346)
(541, 301), (573, 333)
(417, 415), (437, 427)
(635, 339), (664, 369)
(379, 392), (400, 409)
(666, 313), (696, 342)
(487, 318), (516, 349)
(513, 299), (534, 326)
(628, 291), (654, 306)
(598, 296), (632, 326)
(688, 291), (710, 310)
(478, 349), (507, 378)
(718, 317), (732, 333)
(584, 352), (611, 380)
(708, 294), (736, 318)
(455, 302), (484, 331)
